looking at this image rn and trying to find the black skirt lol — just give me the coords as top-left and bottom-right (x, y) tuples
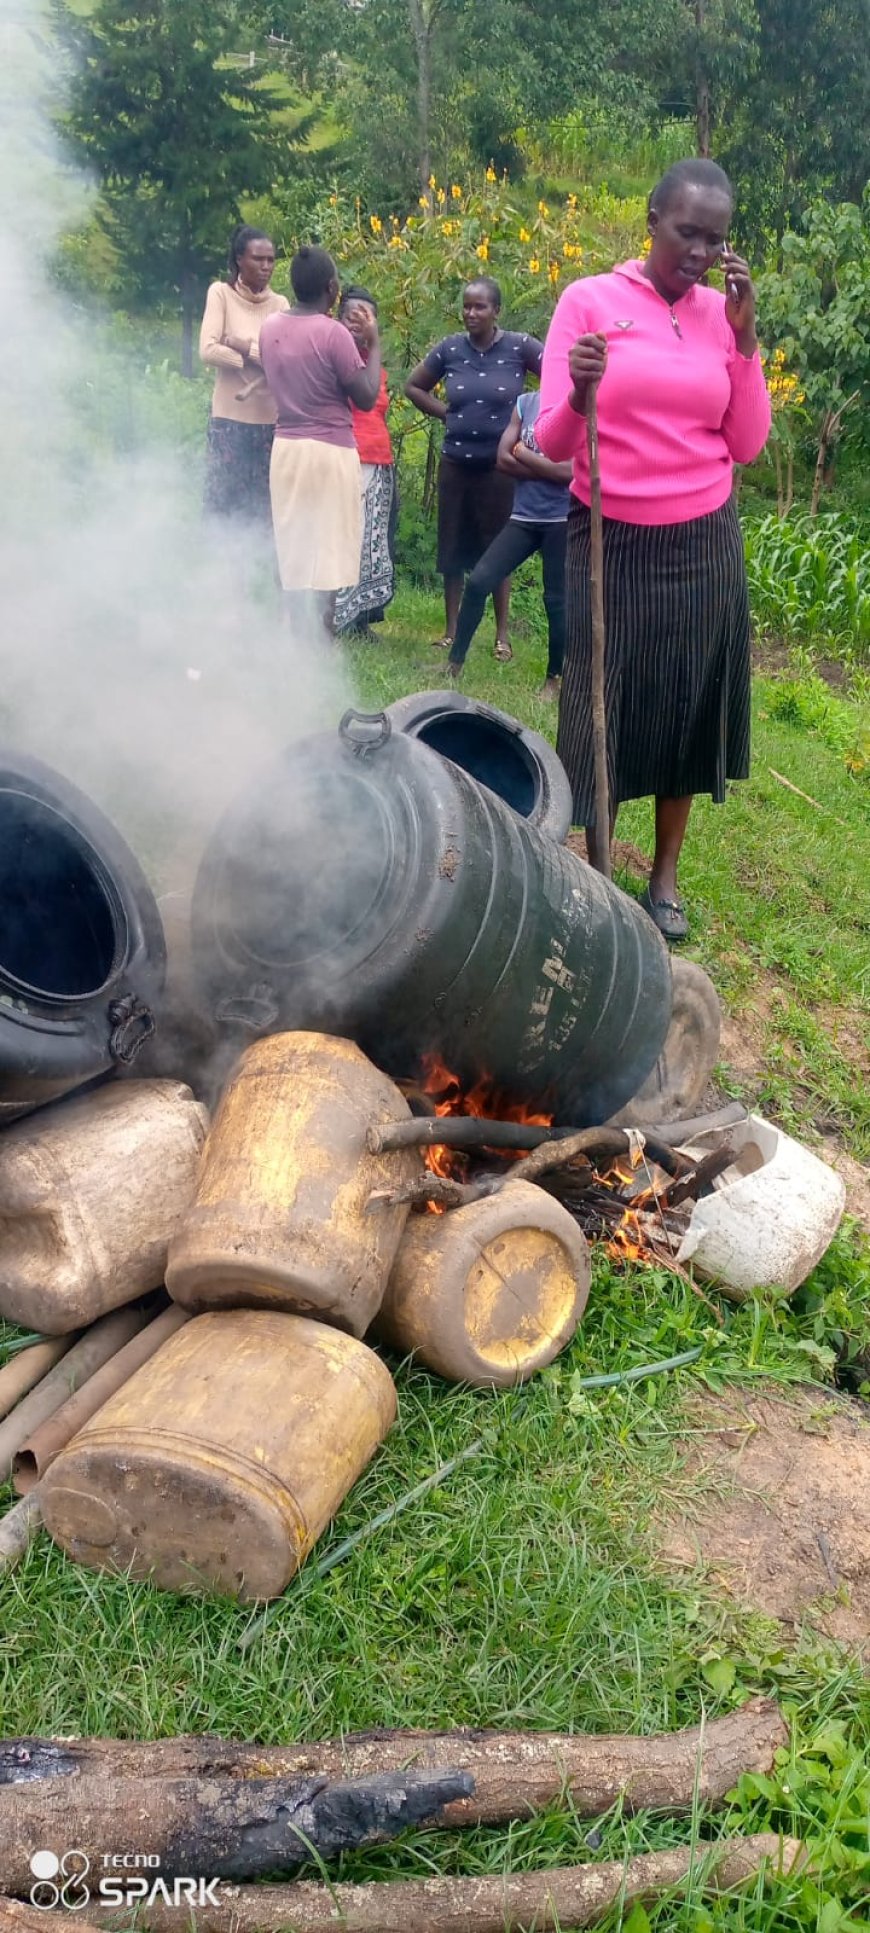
(203, 418), (275, 524)
(436, 455), (515, 576)
(557, 496), (751, 825)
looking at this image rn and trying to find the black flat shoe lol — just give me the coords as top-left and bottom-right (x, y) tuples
(639, 886), (689, 942)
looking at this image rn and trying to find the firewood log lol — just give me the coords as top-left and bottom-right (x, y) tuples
(0, 1770), (471, 1891)
(0, 1699), (787, 1830)
(77, 1833), (805, 1933)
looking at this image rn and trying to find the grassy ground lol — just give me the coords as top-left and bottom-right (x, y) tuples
(2, 581), (869, 1929)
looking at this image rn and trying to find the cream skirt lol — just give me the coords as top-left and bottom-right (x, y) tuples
(270, 436), (362, 591)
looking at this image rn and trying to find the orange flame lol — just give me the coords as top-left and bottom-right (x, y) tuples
(414, 1054), (553, 1199)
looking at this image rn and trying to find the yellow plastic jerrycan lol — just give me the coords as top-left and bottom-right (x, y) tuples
(376, 1180), (590, 1386)
(39, 1309), (397, 1600)
(166, 1032), (420, 1337)
(0, 1080), (208, 1334)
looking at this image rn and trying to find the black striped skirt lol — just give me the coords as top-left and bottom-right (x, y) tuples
(556, 496), (751, 825)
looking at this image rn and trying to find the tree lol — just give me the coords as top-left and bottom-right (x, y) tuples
(756, 195), (870, 512)
(256, 0), (681, 210)
(56, 0), (308, 371)
(716, 0), (870, 251)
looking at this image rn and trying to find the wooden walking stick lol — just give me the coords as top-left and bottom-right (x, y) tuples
(586, 383), (611, 879)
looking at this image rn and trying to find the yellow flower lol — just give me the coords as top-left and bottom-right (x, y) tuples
(451, 184), (462, 200)
(641, 235), (652, 255)
(485, 165), (497, 182)
(369, 214), (382, 234)
(436, 187), (446, 205)
(388, 235), (406, 250)
(548, 260), (560, 283)
(391, 213), (400, 226)
(476, 240), (489, 260)
(567, 194), (578, 211)
(519, 226), (531, 242)
(440, 220), (455, 236)
(406, 216), (416, 228)
(538, 200), (549, 216)
(428, 173), (437, 189)
(329, 194), (338, 207)
(562, 242), (574, 257)
(419, 195), (429, 208)
(528, 257), (540, 274)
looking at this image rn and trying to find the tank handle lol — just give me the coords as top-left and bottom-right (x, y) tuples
(215, 985), (281, 1033)
(108, 995), (156, 1065)
(339, 709), (392, 756)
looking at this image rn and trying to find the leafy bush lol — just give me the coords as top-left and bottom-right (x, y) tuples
(765, 675), (870, 780)
(743, 511), (870, 665)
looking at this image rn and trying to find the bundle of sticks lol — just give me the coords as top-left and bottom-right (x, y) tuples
(365, 1105), (743, 1256)
(0, 1704), (804, 1930)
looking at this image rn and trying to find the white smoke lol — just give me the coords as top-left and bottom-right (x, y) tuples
(0, 0), (349, 900)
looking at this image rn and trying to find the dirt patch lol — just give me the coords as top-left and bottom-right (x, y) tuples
(566, 830), (651, 880)
(752, 637), (849, 690)
(656, 1385), (870, 1650)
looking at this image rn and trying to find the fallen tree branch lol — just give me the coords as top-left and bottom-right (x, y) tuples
(663, 1143), (735, 1209)
(0, 1493), (42, 1578)
(367, 1129), (632, 1212)
(0, 1770), (471, 1889)
(510, 1129), (629, 1183)
(75, 1833), (805, 1932)
(367, 1118), (562, 1155)
(0, 1699), (788, 1826)
(0, 1901), (102, 1933)
(366, 1173), (498, 1212)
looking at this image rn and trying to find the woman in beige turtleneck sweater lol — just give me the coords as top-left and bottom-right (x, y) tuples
(199, 225), (290, 526)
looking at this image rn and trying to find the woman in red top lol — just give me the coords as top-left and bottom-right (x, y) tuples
(335, 286), (396, 639)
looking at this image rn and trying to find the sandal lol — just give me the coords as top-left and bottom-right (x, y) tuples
(494, 639), (513, 664)
(639, 886), (689, 943)
(431, 635), (454, 651)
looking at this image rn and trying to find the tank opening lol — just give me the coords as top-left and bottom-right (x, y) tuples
(0, 791), (121, 998)
(415, 714), (538, 818)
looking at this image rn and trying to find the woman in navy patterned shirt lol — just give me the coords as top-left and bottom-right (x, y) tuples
(405, 279), (543, 656)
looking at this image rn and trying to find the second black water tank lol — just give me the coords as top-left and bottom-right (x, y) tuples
(385, 690), (573, 841)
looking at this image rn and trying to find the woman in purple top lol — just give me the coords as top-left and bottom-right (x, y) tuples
(259, 246), (382, 637)
(405, 279), (543, 656)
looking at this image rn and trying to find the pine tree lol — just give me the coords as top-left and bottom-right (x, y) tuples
(56, 0), (309, 370)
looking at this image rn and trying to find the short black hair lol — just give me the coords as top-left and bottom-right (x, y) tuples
(228, 224), (272, 281)
(464, 275), (502, 311)
(650, 159), (733, 214)
(340, 283), (378, 317)
(290, 244), (337, 303)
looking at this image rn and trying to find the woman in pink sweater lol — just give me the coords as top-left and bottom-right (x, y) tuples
(537, 158), (770, 939)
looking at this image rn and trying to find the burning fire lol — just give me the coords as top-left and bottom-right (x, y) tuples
(417, 1053), (552, 1183)
(406, 1057), (675, 1264)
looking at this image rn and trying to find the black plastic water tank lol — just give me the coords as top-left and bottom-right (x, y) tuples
(385, 690), (573, 842)
(191, 713), (671, 1125)
(0, 752), (166, 1122)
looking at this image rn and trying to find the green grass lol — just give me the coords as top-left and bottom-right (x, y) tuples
(2, 578), (870, 1928)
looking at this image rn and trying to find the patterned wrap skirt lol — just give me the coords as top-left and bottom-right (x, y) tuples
(335, 463), (396, 632)
(557, 496), (751, 826)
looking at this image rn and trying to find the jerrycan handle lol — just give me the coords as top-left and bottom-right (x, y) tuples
(339, 709), (392, 757)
